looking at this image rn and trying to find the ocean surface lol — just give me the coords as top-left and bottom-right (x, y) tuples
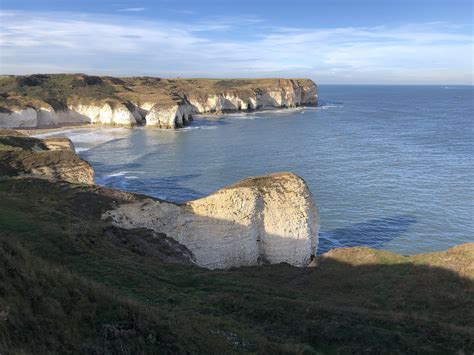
(36, 85), (474, 255)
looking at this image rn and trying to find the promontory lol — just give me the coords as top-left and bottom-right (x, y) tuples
(0, 74), (317, 129)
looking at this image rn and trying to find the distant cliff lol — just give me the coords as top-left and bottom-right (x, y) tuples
(0, 74), (318, 129)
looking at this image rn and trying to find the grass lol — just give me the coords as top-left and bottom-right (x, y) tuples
(0, 176), (473, 353)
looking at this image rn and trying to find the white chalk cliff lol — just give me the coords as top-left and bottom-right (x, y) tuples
(186, 79), (317, 113)
(102, 172), (320, 269)
(0, 108), (38, 128)
(0, 76), (317, 129)
(145, 102), (194, 128)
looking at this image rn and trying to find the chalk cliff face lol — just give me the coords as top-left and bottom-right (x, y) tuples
(102, 172), (319, 269)
(0, 108), (38, 128)
(0, 75), (317, 129)
(67, 102), (139, 126)
(145, 102), (194, 128)
(186, 79), (317, 113)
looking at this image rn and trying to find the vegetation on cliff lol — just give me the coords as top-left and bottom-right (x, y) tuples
(0, 74), (316, 114)
(0, 131), (472, 353)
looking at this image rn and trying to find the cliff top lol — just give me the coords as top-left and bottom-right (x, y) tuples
(0, 74), (316, 112)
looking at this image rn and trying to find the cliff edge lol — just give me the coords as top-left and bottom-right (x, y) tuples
(0, 130), (319, 268)
(0, 74), (318, 129)
(0, 130), (94, 184)
(103, 172), (319, 269)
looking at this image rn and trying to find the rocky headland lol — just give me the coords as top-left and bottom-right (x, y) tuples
(0, 74), (317, 129)
(0, 129), (472, 352)
(0, 130), (319, 269)
(104, 172), (319, 269)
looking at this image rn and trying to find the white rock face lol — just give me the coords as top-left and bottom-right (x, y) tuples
(0, 78), (317, 129)
(102, 172), (319, 269)
(0, 108), (38, 128)
(188, 94), (250, 113)
(0, 103), (141, 128)
(37, 107), (59, 126)
(68, 103), (137, 126)
(187, 79), (317, 113)
(146, 103), (193, 128)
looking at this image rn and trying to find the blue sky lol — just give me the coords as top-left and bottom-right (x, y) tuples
(0, 0), (472, 84)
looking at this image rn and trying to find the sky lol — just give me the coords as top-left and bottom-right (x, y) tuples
(0, 0), (472, 84)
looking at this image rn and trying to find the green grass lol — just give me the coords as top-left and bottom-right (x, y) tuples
(0, 74), (116, 106)
(0, 177), (473, 353)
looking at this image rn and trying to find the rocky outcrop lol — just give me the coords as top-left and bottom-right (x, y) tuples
(0, 133), (94, 184)
(145, 102), (194, 128)
(0, 75), (317, 129)
(0, 108), (38, 128)
(186, 79), (317, 113)
(42, 137), (76, 152)
(102, 172), (319, 269)
(66, 102), (139, 126)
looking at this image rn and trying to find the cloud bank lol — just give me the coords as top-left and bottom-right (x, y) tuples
(0, 10), (472, 84)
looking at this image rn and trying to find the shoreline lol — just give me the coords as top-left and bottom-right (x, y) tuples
(17, 104), (315, 136)
(17, 122), (96, 136)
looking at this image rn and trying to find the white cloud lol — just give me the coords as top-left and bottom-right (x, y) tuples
(117, 7), (146, 12)
(0, 10), (472, 84)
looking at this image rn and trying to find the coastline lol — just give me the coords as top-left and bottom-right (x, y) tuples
(17, 122), (93, 136)
(0, 129), (473, 352)
(0, 75), (318, 129)
(16, 104), (315, 136)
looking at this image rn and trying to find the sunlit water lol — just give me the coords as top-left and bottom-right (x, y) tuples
(36, 85), (474, 255)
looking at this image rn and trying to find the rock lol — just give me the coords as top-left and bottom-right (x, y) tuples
(0, 129), (27, 137)
(0, 132), (93, 184)
(37, 106), (59, 126)
(0, 108), (38, 128)
(42, 137), (76, 152)
(0, 149), (94, 184)
(186, 79), (317, 113)
(146, 102), (193, 128)
(102, 172), (319, 269)
(68, 101), (138, 126)
(0, 75), (317, 129)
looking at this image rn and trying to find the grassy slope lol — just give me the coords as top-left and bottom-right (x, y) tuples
(0, 177), (473, 353)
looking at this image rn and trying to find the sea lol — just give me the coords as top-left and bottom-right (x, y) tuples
(35, 85), (474, 255)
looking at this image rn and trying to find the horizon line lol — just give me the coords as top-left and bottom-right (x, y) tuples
(0, 73), (472, 86)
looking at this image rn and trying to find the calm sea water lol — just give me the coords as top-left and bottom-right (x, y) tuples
(37, 85), (474, 255)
